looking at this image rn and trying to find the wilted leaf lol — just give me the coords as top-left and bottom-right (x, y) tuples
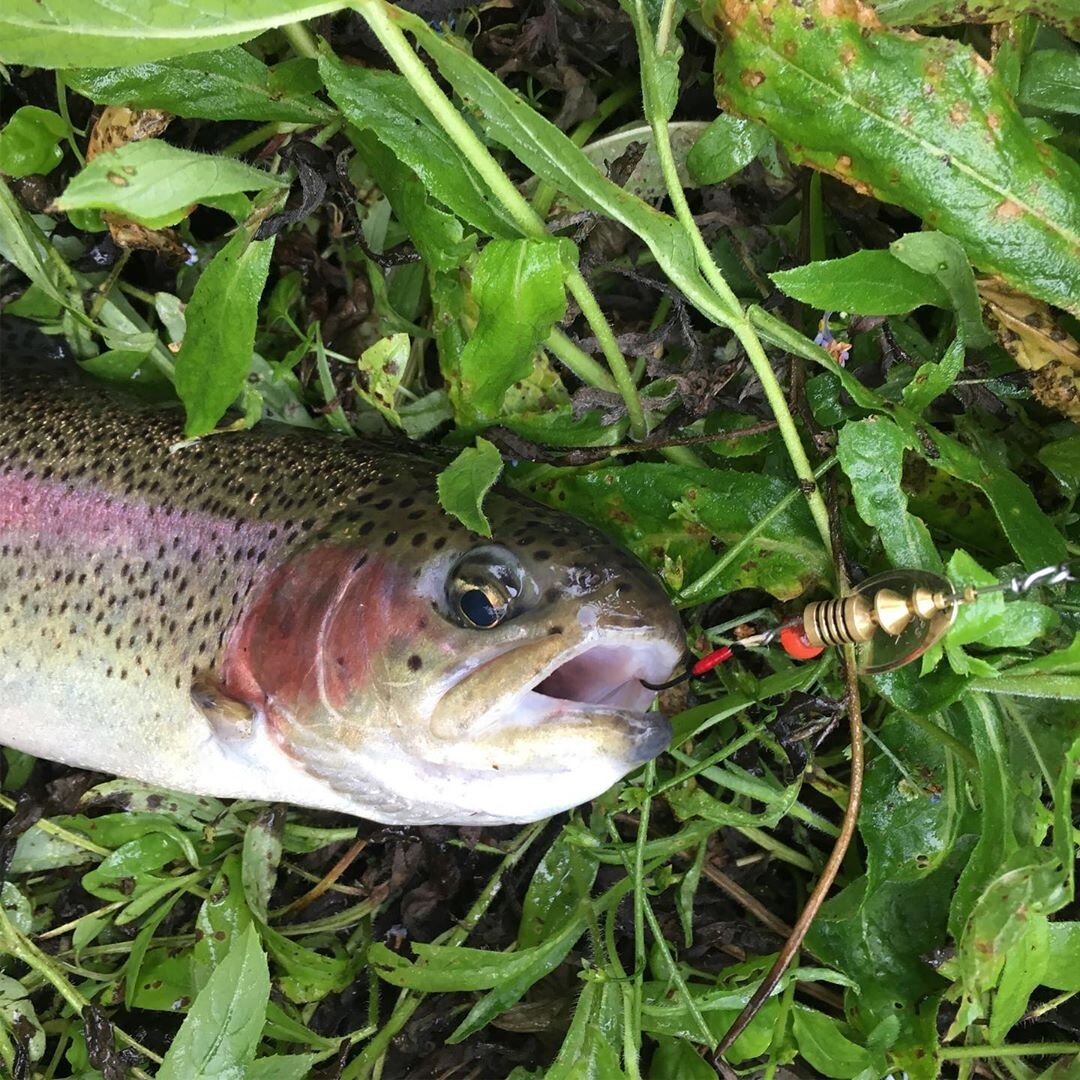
(437, 438), (505, 537)
(56, 139), (284, 229)
(709, 0), (1080, 315)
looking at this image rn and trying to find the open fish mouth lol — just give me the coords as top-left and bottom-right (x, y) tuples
(430, 632), (680, 763)
(529, 641), (675, 714)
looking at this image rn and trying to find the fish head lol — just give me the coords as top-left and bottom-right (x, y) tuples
(221, 485), (684, 824)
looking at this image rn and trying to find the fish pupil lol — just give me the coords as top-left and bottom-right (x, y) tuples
(460, 588), (500, 628)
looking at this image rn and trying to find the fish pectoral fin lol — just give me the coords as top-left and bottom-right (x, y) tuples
(191, 671), (256, 743)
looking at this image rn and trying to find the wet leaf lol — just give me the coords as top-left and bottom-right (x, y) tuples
(0, 106), (69, 178)
(319, 52), (514, 238)
(157, 923), (269, 1080)
(348, 129), (474, 274)
(874, 0), (1079, 41)
(516, 462), (827, 601)
(454, 238), (573, 425)
(901, 335), (964, 414)
(709, 0), (1080, 315)
(771, 250), (950, 315)
(889, 232), (991, 346)
(248, 1054), (322, 1079)
(0, 974), (45, 1067)
(837, 416), (942, 571)
(174, 224), (275, 437)
(687, 113), (771, 185)
(56, 139), (285, 229)
(792, 1008), (874, 1079)
(1019, 49), (1080, 115)
(241, 805), (284, 923)
(193, 855), (252, 994)
(437, 437), (505, 538)
(354, 334), (411, 428)
(0, 0), (348, 68)
(398, 10), (698, 276)
(65, 50), (332, 123)
(518, 834), (598, 950)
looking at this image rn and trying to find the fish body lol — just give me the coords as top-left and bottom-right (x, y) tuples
(0, 360), (682, 824)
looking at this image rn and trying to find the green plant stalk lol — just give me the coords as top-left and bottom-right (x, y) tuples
(53, 72), (85, 166)
(532, 84), (638, 217)
(734, 827), (816, 873)
(546, 327), (618, 392)
(939, 1044), (1080, 1060)
(349, 0), (646, 438)
(343, 820), (546, 1079)
(677, 457), (837, 606)
(282, 19), (320, 59)
(222, 121), (309, 158)
(630, 0), (832, 552)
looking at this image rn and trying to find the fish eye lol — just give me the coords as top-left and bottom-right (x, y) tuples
(447, 546), (524, 630)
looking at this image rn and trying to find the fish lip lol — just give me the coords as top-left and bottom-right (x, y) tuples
(431, 629), (682, 741)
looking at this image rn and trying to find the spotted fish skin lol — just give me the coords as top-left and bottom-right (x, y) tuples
(0, 361), (683, 824)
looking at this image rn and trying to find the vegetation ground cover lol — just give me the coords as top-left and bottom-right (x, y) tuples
(1, 1), (1079, 1076)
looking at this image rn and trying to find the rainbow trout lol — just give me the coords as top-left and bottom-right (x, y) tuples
(0, 359), (682, 824)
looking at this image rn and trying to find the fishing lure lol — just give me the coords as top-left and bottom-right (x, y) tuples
(647, 561), (1078, 689)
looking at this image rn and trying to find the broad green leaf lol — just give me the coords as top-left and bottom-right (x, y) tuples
(260, 923), (356, 1003)
(64, 49), (332, 123)
(650, 1036), (716, 1080)
(354, 334), (411, 428)
(837, 417), (942, 571)
(248, 1054), (322, 1079)
(989, 911), (1049, 1043)
(792, 1008), (874, 1079)
(56, 140), (284, 229)
(436, 438), (505, 537)
(0, 0), (347, 68)
(1039, 434), (1080, 498)
(174, 225), (275, 437)
(515, 462), (827, 601)
(157, 924), (269, 1080)
(0, 974), (45, 1066)
(518, 833), (598, 950)
(0, 106), (68, 177)
(771, 250), (949, 316)
(319, 52), (513, 238)
(687, 113), (771, 184)
(397, 10), (699, 279)
(860, 713), (964, 886)
(454, 238), (572, 425)
(193, 855), (252, 994)
(889, 232), (991, 346)
(241, 807), (283, 924)
(874, 0), (1079, 41)
(1019, 49), (1080, 115)
(901, 336), (964, 414)
(1044, 923), (1080, 992)
(348, 129), (474, 274)
(709, 0), (1080, 315)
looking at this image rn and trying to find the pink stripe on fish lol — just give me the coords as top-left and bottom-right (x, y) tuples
(0, 471), (278, 557)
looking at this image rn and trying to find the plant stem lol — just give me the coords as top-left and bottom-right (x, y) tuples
(546, 327), (618, 391)
(532, 84), (638, 218)
(940, 1044), (1080, 1061)
(351, 0), (646, 437)
(282, 20), (320, 58)
(630, 0), (832, 551)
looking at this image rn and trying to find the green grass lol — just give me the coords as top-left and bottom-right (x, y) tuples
(2, 1), (1080, 1077)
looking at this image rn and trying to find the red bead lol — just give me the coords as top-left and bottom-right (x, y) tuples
(780, 624), (825, 661)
